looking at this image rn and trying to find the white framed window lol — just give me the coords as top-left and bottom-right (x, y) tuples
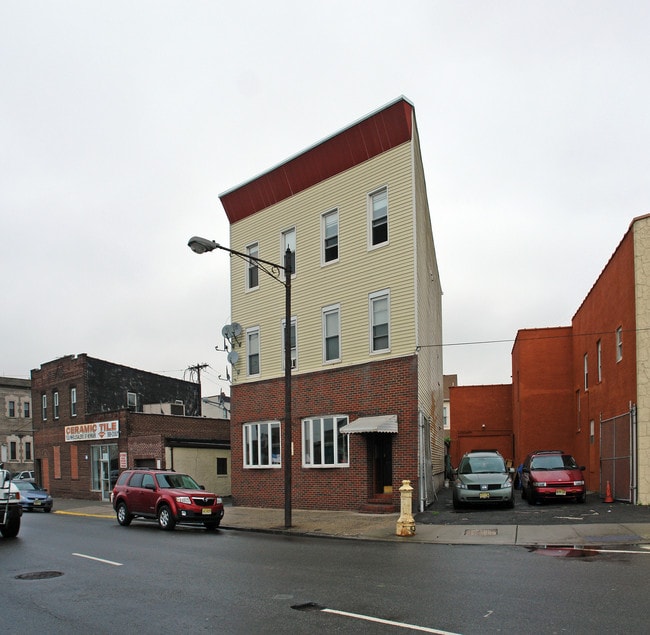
(369, 289), (390, 353)
(71, 387), (77, 417)
(302, 416), (349, 467)
(247, 327), (260, 376)
(127, 392), (138, 410)
(616, 326), (623, 362)
(597, 339), (602, 383)
(246, 242), (259, 291)
(243, 421), (281, 467)
(281, 317), (297, 370)
(53, 391), (59, 419)
(42, 394), (47, 421)
(322, 304), (341, 363)
(322, 209), (339, 264)
(8, 401), (15, 417)
(24, 401), (30, 418)
(368, 187), (388, 247)
(583, 353), (588, 391)
(281, 227), (296, 276)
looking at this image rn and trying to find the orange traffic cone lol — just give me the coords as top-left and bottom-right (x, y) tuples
(604, 480), (614, 503)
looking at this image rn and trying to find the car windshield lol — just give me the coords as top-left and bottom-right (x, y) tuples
(155, 473), (201, 490)
(530, 455), (578, 470)
(15, 481), (38, 491)
(459, 456), (506, 474)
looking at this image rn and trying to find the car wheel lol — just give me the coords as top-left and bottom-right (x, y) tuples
(157, 504), (176, 531)
(506, 495), (515, 509)
(116, 501), (132, 526)
(527, 487), (536, 505)
(204, 521), (220, 531)
(578, 493), (586, 504)
(521, 486), (527, 501)
(44, 507), (51, 513)
(452, 495), (463, 510)
(0, 512), (21, 538)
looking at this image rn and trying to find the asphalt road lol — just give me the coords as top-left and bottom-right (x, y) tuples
(3, 506), (650, 634)
(416, 485), (650, 526)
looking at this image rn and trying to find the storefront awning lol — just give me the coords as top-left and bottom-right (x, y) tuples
(340, 414), (398, 434)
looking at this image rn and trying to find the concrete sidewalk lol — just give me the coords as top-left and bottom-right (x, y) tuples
(52, 498), (650, 547)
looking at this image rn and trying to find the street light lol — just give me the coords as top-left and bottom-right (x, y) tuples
(188, 236), (294, 528)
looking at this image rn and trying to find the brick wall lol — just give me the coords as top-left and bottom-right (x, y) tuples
(230, 355), (420, 511)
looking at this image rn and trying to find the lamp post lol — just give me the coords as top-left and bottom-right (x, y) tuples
(188, 236), (293, 528)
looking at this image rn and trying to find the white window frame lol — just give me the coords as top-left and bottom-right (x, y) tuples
(247, 327), (261, 376)
(369, 289), (390, 353)
(53, 391), (59, 419)
(42, 394), (47, 421)
(368, 186), (388, 248)
(584, 353), (588, 391)
(71, 387), (77, 417)
(24, 401), (30, 418)
(302, 415), (349, 467)
(322, 304), (341, 363)
(597, 339), (602, 383)
(616, 327), (623, 362)
(281, 317), (297, 370)
(281, 227), (296, 277)
(246, 242), (259, 291)
(321, 208), (339, 265)
(127, 392), (137, 409)
(243, 420), (281, 468)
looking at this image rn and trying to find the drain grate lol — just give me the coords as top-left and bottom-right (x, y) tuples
(15, 571), (64, 581)
(464, 528), (498, 537)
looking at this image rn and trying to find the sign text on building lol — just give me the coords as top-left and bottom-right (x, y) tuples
(65, 420), (120, 442)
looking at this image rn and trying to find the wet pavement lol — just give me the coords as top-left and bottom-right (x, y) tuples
(49, 486), (650, 547)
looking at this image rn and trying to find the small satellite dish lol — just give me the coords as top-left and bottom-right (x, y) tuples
(227, 350), (239, 365)
(231, 323), (242, 337)
(221, 324), (233, 339)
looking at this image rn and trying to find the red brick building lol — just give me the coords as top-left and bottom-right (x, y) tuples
(450, 215), (649, 503)
(32, 354), (230, 500)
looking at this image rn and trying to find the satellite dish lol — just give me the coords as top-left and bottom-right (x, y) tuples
(227, 350), (239, 365)
(221, 324), (233, 339)
(231, 323), (242, 337)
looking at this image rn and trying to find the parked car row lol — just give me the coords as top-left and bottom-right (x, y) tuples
(452, 449), (586, 510)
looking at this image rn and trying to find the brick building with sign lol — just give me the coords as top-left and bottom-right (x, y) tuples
(31, 354), (230, 501)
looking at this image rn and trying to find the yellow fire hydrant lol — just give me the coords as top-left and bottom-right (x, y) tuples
(396, 479), (416, 536)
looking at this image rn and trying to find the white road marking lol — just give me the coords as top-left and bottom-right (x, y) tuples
(322, 608), (461, 634)
(72, 552), (123, 566)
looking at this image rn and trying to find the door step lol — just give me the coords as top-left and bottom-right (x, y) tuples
(359, 494), (397, 514)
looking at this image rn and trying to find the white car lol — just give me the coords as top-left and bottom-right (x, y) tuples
(12, 470), (36, 483)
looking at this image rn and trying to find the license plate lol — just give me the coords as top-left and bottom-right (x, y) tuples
(555, 489), (566, 496)
(201, 508), (212, 515)
(479, 492), (490, 499)
(34, 500), (41, 505)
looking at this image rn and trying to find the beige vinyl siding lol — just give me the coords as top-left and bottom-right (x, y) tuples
(230, 142), (417, 383)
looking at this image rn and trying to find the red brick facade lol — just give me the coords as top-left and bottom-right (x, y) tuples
(231, 356), (420, 511)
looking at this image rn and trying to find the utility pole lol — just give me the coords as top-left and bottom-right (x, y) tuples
(185, 363), (209, 415)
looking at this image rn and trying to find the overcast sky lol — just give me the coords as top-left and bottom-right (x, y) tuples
(2, 1), (649, 397)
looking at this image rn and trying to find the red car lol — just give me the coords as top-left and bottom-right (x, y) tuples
(111, 469), (224, 531)
(521, 450), (586, 504)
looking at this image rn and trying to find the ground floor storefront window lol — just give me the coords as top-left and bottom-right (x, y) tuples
(91, 443), (119, 500)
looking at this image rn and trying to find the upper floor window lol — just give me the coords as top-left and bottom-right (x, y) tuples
(243, 420), (281, 467)
(10, 441), (17, 461)
(616, 327), (623, 362)
(8, 401), (15, 417)
(323, 304), (341, 363)
(53, 391), (60, 419)
(127, 392), (137, 410)
(246, 242), (259, 290)
(370, 289), (390, 353)
(583, 353), (588, 391)
(369, 187), (388, 247)
(302, 415), (349, 467)
(247, 327), (260, 376)
(24, 401), (30, 418)
(25, 441), (32, 461)
(282, 317), (297, 370)
(282, 227), (296, 276)
(597, 339), (602, 383)
(322, 209), (339, 264)
(71, 387), (77, 417)
(42, 394), (47, 421)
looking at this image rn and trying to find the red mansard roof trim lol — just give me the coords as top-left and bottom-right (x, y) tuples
(219, 96), (414, 224)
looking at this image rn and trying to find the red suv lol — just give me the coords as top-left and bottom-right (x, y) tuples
(111, 469), (224, 531)
(521, 450), (586, 504)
